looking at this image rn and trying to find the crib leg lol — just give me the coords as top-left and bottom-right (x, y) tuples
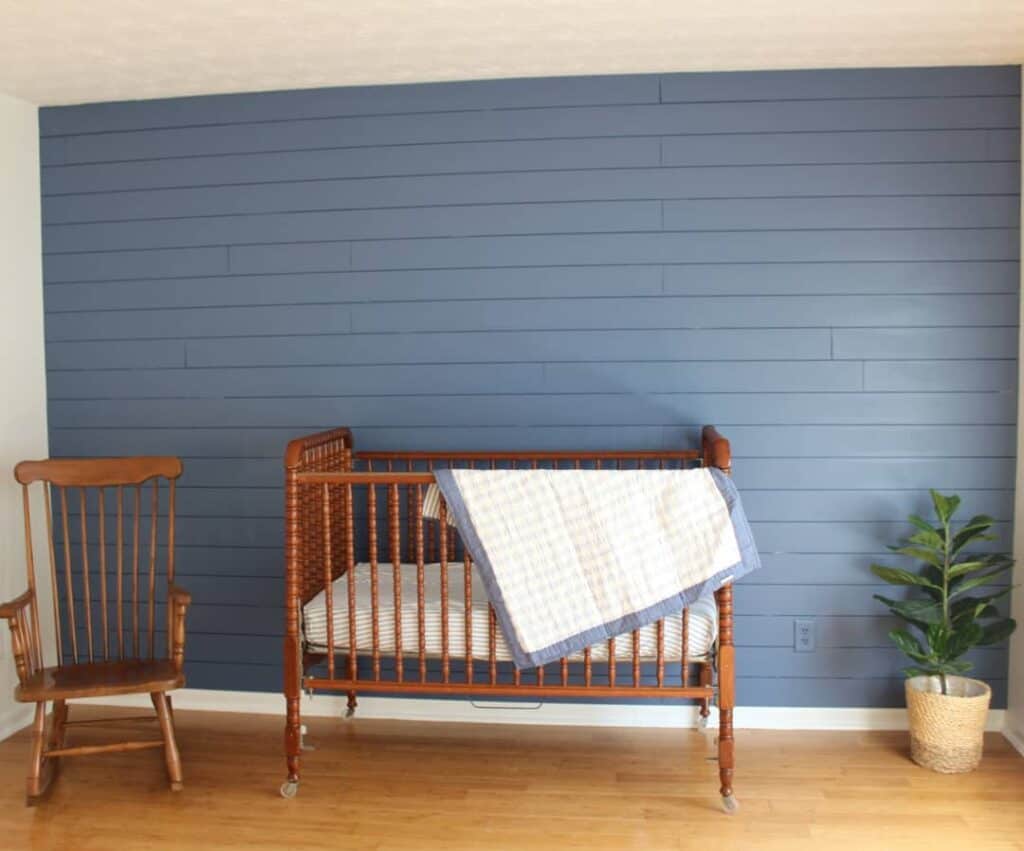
(282, 693), (301, 798)
(346, 691), (358, 719)
(282, 626), (302, 797)
(715, 584), (737, 814)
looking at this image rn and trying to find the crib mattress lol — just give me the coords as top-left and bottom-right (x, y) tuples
(303, 563), (717, 664)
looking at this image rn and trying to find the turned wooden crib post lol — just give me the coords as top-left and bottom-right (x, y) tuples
(702, 425), (738, 813)
(283, 443), (303, 796)
(282, 427), (354, 798)
(714, 583), (736, 810)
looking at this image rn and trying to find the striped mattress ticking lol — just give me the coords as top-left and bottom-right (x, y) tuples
(303, 562), (717, 663)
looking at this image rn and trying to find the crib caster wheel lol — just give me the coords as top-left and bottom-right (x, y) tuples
(697, 713), (709, 731)
(721, 794), (739, 814)
(345, 706), (356, 719)
(280, 780), (299, 799)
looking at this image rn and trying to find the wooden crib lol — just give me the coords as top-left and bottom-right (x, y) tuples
(282, 425), (738, 811)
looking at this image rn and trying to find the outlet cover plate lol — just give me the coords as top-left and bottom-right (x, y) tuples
(794, 618), (816, 652)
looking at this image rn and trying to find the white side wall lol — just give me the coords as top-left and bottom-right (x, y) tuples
(0, 93), (48, 741)
(1009, 68), (1024, 752)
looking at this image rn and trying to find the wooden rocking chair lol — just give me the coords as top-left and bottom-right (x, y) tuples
(0, 457), (191, 805)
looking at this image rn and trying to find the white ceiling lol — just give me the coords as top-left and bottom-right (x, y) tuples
(1, 1), (1022, 107)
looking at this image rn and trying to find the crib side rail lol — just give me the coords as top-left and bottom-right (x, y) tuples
(293, 468), (719, 699)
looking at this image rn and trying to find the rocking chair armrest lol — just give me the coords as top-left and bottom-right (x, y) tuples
(0, 589), (34, 620)
(167, 584), (191, 674)
(1, 589), (38, 685)
(168, 583), (192, 609)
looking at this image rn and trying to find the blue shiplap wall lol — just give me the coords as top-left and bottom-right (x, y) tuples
(39, 66), (1020, 707)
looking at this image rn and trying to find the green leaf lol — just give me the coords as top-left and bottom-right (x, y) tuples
(887, 546), (944, 568)
(947, 560), (994, 580)
(945, 622), (984, 660)
(903, 665), (941, 679)
(978, 618), (1017, 646)
(930, 490), (961, 524)
(908, 514), (942, 538)
(869, 564), (941, 590)
(949, 563), (1014, 598)
(874, 594), (943, 625)
(951, 587), (1012, 624)
(908, 528), (945, 550)
(888, 628), (930, 662)
(951, 515), (997, 554)
(926, 623), (949, 656)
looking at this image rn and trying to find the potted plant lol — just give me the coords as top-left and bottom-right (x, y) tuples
(871, 490), (1016, 773)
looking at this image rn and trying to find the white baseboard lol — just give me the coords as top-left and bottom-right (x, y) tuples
(76, 687), (1008, 732)
(0, 705), (34, 743)
(1004, 724), (1024, 756)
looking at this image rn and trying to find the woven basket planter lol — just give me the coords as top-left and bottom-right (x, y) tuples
(905, 675), (991, 773)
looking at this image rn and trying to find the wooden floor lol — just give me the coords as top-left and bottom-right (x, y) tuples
(0, 705), (1023, 850)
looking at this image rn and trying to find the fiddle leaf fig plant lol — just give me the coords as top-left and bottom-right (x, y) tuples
(871, 490), (1016, 695)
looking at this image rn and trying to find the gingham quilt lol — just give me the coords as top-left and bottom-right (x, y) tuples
(426, 468), (761, 669)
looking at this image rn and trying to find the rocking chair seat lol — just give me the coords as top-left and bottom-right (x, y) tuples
(15, 660), (184, 703)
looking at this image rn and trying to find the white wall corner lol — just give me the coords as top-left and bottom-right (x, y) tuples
(1007, 64), (1024, 753)
(0, 92), (50, 725)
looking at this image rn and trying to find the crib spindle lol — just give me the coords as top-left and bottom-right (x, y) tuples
(681, 607), (690, 687)
(79, 488), (94, 662)
(488, 605), (497, 684)
(536, 663), (544, 687)
(322, 484), (335, 679)
(347, 484), (358, 682)
(439, 499), (450, 684)
(584, 646), (592, 687)
(388, 484), (402, 683)
(406, 461), (415, 563)
(415, 485), (426, 683)
(656, 619), (665, 687)
(561, 657), (569, 687)
(426, 462), (436, 562)
(607, 637), (616, 687)
(632, 630), (641, 688)
(368, 483), (380, 681)
(464, 550), (473, 685)
(446, 495), (456, 563)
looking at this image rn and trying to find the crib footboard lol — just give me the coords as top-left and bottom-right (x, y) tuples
(282, 426), (737, 812)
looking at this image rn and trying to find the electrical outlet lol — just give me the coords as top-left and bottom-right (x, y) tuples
(794, 618), (815, 652)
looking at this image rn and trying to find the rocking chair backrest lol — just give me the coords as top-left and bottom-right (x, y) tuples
(14, 457), (182, 671)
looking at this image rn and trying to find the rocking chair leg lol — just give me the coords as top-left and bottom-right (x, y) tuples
(26, 702), (57, 806)
(48, 700), (68, 751)
(151, 692), (183, 792)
